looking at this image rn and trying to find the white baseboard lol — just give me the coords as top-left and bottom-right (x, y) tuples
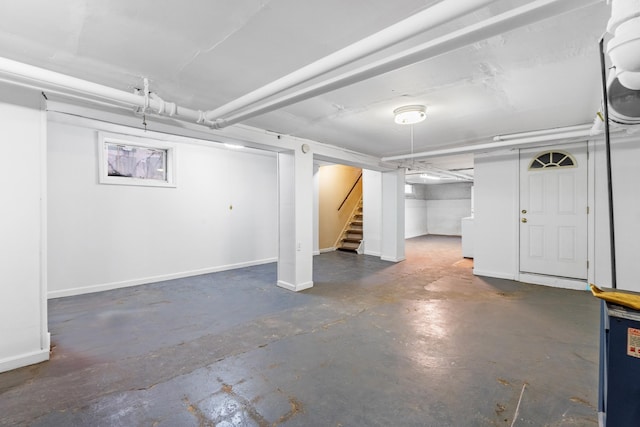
(364, 250), (381, 257)
(473, 269), (516, 281)
(319, 247), (336, 253)
(277, 280), (313, 292)
(48, 257), (277, 299)
(381, 256), (406, 262)
(0, 346), (50, 374)
(518, 273), (589, 291)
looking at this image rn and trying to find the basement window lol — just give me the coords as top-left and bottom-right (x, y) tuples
(528, 150), (576, 170)
(98, 132), (177, 187)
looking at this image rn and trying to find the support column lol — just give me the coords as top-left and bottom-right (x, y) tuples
(313, 163), (320, 256)
(277, 144), (314, 291)
(362, 169), (382, 256)
(381, 168), (406, 262)
(0, 84), (49, 373)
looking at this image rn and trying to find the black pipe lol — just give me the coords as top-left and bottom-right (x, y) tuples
(599, 37), (617, 289)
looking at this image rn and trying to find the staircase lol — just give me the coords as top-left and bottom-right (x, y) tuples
(337, 199), (363, 253)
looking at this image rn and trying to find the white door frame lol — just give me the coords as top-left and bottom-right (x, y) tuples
(515, 140), (591, 290)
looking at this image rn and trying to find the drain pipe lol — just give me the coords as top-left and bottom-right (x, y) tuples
(407, 167), (473, 181)
(493, 123), (594, 142)
(203, 0), (499, 125)
(0, 56), (218, 127)
(0, 56), (146, 107)
(428, 166), (474, 181)
(215, 0), (601, 129)
(381, 128), (604, 162)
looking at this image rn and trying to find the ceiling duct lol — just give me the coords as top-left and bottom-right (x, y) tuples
(605, 0), (640, 125)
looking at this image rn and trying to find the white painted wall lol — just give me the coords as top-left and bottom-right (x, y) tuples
(405, 199), (428, 238)
(423, 183), (472, 236)
(593, 135), (640, 292)
(363, 169), (382, 256)
(405, 182), (472, 237)
(47, 120), (278, 298)
(0, 84), (49, 372)
(473, 150), (519, 280)
(474, 136), (640, 290)
(426, 199), (471, 236)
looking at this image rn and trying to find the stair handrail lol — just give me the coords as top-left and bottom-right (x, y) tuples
(337, 172), (362, 211)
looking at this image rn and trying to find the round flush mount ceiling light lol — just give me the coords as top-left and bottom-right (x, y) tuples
(393, 105), (427, 125)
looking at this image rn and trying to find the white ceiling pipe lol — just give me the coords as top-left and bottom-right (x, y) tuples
(203, 0), (499, 124)
(408, 168), (473, 181)
(217, 0), (601, 128)
(0, 56), (217, 126)
(382, 129), (599, 161)
(493, 123), (594, 141)
(428, 166), (474, 180)
(0, 56), (144, 104)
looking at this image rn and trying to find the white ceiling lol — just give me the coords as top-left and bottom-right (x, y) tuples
(0, 0), (610, 171)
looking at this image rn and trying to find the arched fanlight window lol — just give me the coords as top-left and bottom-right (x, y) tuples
(528, 150), (576, 170)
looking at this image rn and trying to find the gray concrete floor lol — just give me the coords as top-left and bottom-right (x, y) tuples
(0, 235), (600, 426)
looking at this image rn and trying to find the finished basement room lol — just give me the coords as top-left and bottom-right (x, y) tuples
(2, 0), (640, 425)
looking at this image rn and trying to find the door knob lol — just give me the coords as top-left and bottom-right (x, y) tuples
(521, 218), (527, 223)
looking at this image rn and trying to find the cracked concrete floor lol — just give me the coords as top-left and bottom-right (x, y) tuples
(0, 235), (600, 426)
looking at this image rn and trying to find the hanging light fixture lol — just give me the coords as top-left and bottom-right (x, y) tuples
(393, 105), (427, 125)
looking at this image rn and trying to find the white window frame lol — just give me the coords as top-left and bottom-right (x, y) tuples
(98, 132), (177, 188)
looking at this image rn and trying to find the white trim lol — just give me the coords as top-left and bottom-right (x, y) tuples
(277, 280), (314, 292)
(319, 247), (337, 253)
(0, 346), (50, 374)
(473, 269), (516, 280)
(98, 131), (177, 188)
(517, 141), (589, 286)
(381, 256), (406, 262)
(313, 250), (321, 256)
(48, 258), (277, 299)
(364, 250), (382, 257)
(39, 99), (49, 352)
(587, 139), (596, 286)
(518, 273), (589, 291)
(46, 103), (391, 171)
(512, 150), (521, 280)
(49, 109), (277, 158)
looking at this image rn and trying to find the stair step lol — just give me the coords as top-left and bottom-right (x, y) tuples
(341, 241), (360, 248)
(340, 241), (360, 249)
(342, 237), (362, 244)
(337, 197), (363, 254)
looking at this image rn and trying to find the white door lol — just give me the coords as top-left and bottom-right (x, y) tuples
(519, 144), (588, 280)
